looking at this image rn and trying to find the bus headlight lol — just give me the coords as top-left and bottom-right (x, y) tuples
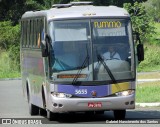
(51, 92), (72, 98)
(115, 90), (135, 96)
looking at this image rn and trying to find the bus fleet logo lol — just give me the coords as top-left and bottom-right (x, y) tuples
(91, 91), (97, 97)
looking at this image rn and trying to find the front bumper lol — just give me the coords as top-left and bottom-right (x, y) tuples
(49, 94), (135, 113)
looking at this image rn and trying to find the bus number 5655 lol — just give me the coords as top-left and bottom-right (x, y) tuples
(75, 89), (87, 95)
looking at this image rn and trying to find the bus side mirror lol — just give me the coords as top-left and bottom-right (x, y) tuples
(133, 32), (144, 62)
(137, 43), (144, 62)
(41, 36), (50, 57)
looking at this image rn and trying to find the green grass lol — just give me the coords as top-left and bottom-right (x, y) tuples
(0, 51), (20, 78)
(138, 65), (160, 72)
(137, 44), (160, 72)
(147, 22), (160, 45)
(154, 23), (160, 38)
(136, 82), (160, 103)
(138, 72), (160, 79)
(138, 23), (160, 72)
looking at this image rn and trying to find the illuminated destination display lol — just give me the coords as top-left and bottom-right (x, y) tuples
(57, 74), (87, 78)
(94, 21), (122, 28)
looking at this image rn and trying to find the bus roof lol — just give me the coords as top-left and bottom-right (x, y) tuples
(21, 5), (130, 20)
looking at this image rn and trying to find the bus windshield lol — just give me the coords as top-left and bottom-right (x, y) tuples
(49, 19), (135, 83)
(49, 20), (91, 71)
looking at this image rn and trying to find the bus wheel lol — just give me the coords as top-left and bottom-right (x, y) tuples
(113, 110), (126, 120)
(40, 108), (47, 116)
(47, 110), (58, 121)
(29, 103), (39, 115)
(27, 83), (39, 115)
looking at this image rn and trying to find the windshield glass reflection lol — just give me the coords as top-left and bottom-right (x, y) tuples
(49, 19), (135, 83)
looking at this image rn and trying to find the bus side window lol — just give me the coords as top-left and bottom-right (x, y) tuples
(40, 19), (44, 43)
(36, 19), (40, 48)
(26, 20), (30, 48)
(37, 18), (43, 47)
(23, 21), (27, 47)
(30, 20), (34, 48)
(29, 20), (32, 47)
(21, 21), (24, 47)
(36, 19), (39, 48)
(33, 19), (37, 48)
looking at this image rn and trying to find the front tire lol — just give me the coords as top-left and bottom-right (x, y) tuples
(29, 103), (39, 115)
(47, 110), (58, 121)
(40, 108), (47, 116)
(113, 110), (126, 120)
(27, 83), (39, 115)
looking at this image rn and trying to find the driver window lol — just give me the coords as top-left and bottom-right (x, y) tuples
(102, 45), (121, 60)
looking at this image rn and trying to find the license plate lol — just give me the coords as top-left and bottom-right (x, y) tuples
(88, 102), (102, 108)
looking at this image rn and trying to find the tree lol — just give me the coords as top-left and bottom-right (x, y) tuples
(70, 0), (148, 7)
(124, 2), (155, 42)
(0, 21), (20, 49)
(0, 0), (25, 24)
(24, 0), (45, 11)
(143, 0), (160, 22)
(0, 0), (149, 25)
(41, 0), (148, 7)
(0, 0), (46, 24)
(0, 21), (20, 70)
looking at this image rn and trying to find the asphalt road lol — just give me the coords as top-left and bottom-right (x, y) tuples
(0, 80), (160, 124)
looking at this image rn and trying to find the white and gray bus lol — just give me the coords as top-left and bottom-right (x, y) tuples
(20, 2), (144, 120)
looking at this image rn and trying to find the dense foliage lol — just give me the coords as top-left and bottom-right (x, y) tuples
(124, 2), (155, 42)
(143, 0), (160, 22)
(0, 21), (20, 49)
(138, 44), (160, 71)
(0, 21), (20, 71)
(0, 0), (147, 24)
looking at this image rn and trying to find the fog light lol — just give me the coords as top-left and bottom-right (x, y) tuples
(125, 102), (129, 105)
(53, 103), (58, 107)
(59, 104), (63, 107)
(130, 101), (134, 105)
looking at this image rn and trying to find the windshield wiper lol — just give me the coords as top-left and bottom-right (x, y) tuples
(72, 55), (89, 85)
(72, 44), (89, 85)
(97, 54), (121, 90)
(97, 54), (117, 83)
